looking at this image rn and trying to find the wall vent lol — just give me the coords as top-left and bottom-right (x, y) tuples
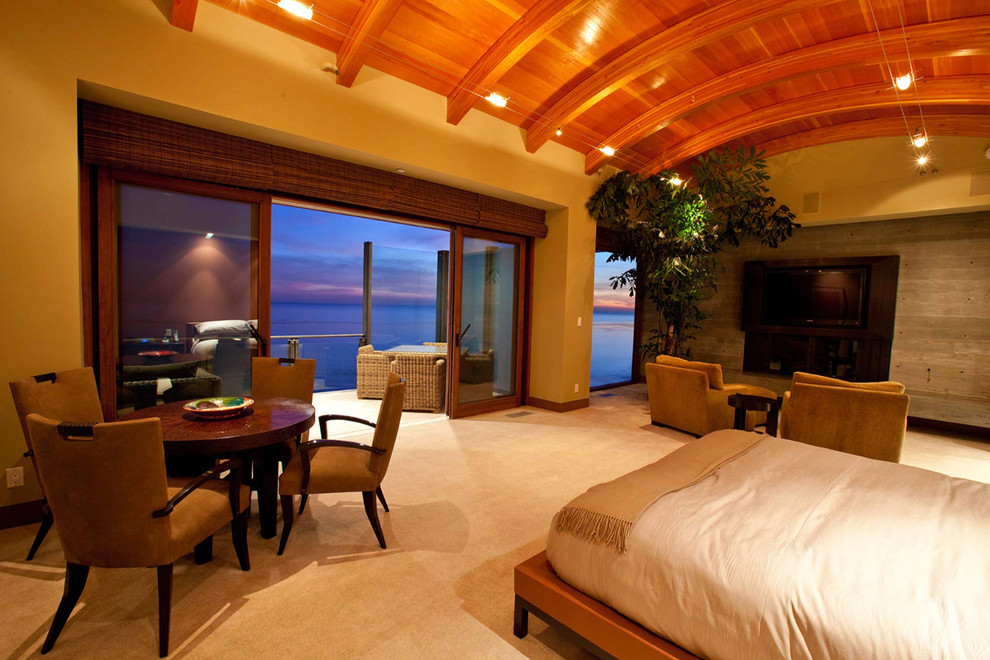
(802, 192), (821, 214)
(970, 170), (990, 197)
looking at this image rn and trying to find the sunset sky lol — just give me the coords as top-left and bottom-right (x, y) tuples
(593, 252), (635, 313)
(271, 205), (449, 306)
(272, 205), (635, 315)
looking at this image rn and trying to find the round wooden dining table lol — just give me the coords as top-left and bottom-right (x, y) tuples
(121, 397), (315, 539)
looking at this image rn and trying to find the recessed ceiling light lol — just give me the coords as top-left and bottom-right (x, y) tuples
(599, 146), (615, 157)
(894, 72), (913, 91)
(486, 92), (508, 108)
(395, 168), (406, 174)
(278, 0), (314, 21)
(917, 154), (928, 166)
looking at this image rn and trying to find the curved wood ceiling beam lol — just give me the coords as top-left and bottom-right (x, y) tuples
(335, 0), (403, 88)
(208, 0), (344, 53)
(524, 0), (830, 153)
(753, 114), (990, 160)
(643, 75), (990, 173)
(170, 0), (198, 31)
(446, 0), (596, 125)
(585, 16), (990, 174)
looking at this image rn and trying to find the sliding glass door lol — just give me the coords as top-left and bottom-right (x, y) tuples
(90, 170), (269, 419)
(449, 228), (526, 417)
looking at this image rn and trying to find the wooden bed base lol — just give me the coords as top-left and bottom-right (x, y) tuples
(514, 551), (699, 660)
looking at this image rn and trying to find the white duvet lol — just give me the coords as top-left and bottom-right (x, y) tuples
(547, 436), (990, 659)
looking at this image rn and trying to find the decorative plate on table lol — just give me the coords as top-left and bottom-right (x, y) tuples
(183, 397), (254, 419)
(138, 350), (176, 357)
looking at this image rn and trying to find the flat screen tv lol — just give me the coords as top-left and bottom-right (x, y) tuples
(761, 267), (868, 328)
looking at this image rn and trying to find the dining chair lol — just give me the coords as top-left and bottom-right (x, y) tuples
(251, 357), (316, 439)
(8, 367), (104, 560)
(277, 373), (405, 555)
(26, 414), (251, 657)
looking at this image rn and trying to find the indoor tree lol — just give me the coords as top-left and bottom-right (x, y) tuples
(587, 146), (798, 358)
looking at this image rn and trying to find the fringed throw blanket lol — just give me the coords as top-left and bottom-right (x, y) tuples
(553, 430), (766, 553)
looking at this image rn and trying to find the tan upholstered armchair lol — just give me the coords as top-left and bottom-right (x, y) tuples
(357, 344), (392, 400)
(25, 414), (251, 657)
(646, 355), (777, 436)
(278, 373), (405, 555)
(778, 372), (909, 462)
(252, 356), (316, 443)
(391, 352), (446, 413)
(9, 367), (104, 561)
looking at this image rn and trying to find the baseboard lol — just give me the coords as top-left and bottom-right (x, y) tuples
(908, 416), (989, 441)
(0, 499), (44, 531)
(527, 397), (590, 413)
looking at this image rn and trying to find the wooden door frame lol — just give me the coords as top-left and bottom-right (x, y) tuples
(84, 168), (271, 420)
(448, 226), (527, 418)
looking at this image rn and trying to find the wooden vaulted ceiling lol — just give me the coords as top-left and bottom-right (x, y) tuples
(172, 0), (990, 175)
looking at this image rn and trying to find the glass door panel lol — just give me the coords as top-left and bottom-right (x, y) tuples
(115, 181), (261, 414)
(451, 229), (525, 417)
(370, 244), (448, 350)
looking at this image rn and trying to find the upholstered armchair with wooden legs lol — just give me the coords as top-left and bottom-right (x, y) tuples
(646, 355), (777, 436)
(251, 356), (316, 442)
(9, 367), (104, 561)
(778, 371), (910, 462)
(277, 373), (405, 555)
(26, 414), (251, 658)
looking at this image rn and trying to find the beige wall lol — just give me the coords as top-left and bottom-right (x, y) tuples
(0, 0), (601, 508)
(766, 137), (990, 225)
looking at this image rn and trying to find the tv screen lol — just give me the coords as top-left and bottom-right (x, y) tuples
(761, 267), (867, 328)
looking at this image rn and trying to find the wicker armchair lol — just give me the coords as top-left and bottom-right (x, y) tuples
(459, 348), (494, 384)
(390, 353), (445, 413)
(120, 367), (222, 410)
(357, 345), (392, 400)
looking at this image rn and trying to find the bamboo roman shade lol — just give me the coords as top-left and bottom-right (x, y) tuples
(79, 101), (547, 238)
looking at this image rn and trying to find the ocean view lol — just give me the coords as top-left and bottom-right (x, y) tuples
(590, 309), (635, 387)
(271, 302), (634, 391)
(271, 301), (439, 390)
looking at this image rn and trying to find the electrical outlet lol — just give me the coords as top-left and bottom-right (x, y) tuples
(574, 383), (579, 393)
(6, 467), (24, 488)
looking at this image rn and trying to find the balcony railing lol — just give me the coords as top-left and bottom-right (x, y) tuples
(270, 333), (365, 392)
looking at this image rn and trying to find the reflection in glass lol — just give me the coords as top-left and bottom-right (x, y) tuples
(591, 252), (634, 387)
(116, 184), (258, 413)
(458, 238), (517, 405)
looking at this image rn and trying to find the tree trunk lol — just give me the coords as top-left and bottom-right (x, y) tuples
(663, 323), (677, 356)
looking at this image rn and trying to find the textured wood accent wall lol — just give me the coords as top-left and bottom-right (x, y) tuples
(642, 211), (989, 427)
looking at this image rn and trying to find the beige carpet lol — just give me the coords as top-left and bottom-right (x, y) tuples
(1, 385), (987, 659)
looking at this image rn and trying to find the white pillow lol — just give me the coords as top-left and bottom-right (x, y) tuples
(194, 319), (257, 338)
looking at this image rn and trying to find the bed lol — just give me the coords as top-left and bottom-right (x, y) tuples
(515, 429), (990, 659)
